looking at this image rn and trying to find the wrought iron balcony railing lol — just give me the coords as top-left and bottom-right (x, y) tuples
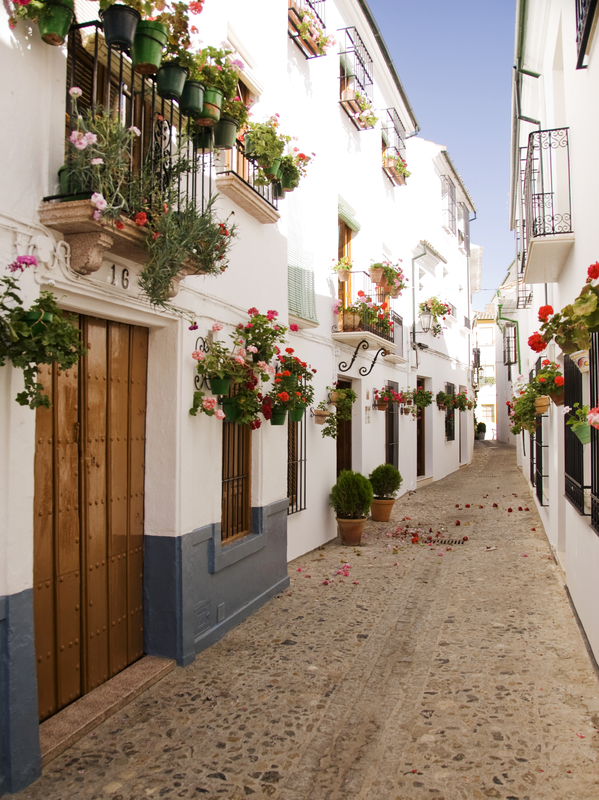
(339, 27), (375, 130)
(524, 127), (572, 240)
(576, 0), (598, 69)
(288, 0), (327, 59)
(335, 308), (394, 343)
(215, 141), (278, 209)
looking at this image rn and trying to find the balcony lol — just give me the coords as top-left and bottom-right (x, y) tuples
(288, 0), (328, 59)
(523, 128), (574, 284)
(383, 313), (406, 364)
(381, 109), (407, 187)
(576, 0), (599, 69)
(338, 27), (375, 131)
(215, 143), (279, 224)
(332, 308), (394, 351)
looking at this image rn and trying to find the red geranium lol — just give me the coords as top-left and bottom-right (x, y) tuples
(277, 391), (289, 402)
(134, 212), (147, 227)
(588, 262), (599, 281)
(538, 305), (553, 322)
(555, 375), (565, 386)
(114, 220), (125, 230)
(528, 332), (547, 353)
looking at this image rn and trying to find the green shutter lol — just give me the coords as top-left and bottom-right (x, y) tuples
(288, 266), (319, 323)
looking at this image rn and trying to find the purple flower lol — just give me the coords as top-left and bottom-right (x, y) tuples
(189, 322), (199, 331)
(7, 254), (37, 273)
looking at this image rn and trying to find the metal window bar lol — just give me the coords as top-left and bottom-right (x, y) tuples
(222, 417), (251, 542)
(445, 382), (455, 442)
(529, 430), (535, 485)
(565, 353), (590, 515)
(442, 177), (457, 234)
(576, 0), (598, 69)
(381, 108), (407, 185)
(524, 128), (572, 241)
(334, 271), (394, 343)
(517, 280), (533, 309)
(45, 21), (213, 214)
(338, 27), (374, 100)
(288, 412), (307, 515)
(288, 0), (327, 59)
(215, 140), (278, 209)
(530, 360), (549, 506)
(590, 333), (599, 533)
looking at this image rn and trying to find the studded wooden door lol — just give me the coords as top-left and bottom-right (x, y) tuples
(34, 316), (148, 721)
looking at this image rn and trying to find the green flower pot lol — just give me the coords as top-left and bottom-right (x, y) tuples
(38, 0), (74, 47)
(213, 117), (239, 150)
(195, 87), (224, 127)
(156, 61), (189, 101)
(131, 21), (168, 75)
(58, 165), (91, 201)
(209, 376), (231, 396)
(23, 310), (54, 336)
(243, 133), (257, 158)
(99, 4), (140, 50)
(194, 127), (213, 152)
(222, 397), (241, 422)
(288, 407), (305, 423)
(271, 409), (287, 426)
(280, 172), (298, 192)
(263, 157), (282, 180)
(272, 182), (285, 200)
(573, 422), (591, 445)
(180, 80), (206, 119)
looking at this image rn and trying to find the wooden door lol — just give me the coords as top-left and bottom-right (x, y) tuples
(416, 377), (426, 477)
(336, 379), (353, 476)
(34, 316), (148, 721)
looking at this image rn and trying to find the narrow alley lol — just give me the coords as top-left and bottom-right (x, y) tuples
(12, 442), (599, 800)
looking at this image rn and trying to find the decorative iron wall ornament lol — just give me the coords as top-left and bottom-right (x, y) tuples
(337, 338), (388, 376)
(194, 335), (211, 392)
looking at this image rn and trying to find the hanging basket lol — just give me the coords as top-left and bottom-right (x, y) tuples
(280, 172), (297, 192)
(534, 396), (550, 414)
(195, 87), (224, 127)
(271, 409), (287, 426)
(573, 422), (591, 446)
(549, 389), (565, 406)
(209, 376), (231, 396)
(23, 310), (54, 336)
(369, 266), (384, 284)
(38, 0), (74, 46)
(570, 349), (590, 374)
(179, 80), (206, 118)
(288, 407), (306, 423)
(99, 4), (140, 50)
(213, 117), (239, 150)
(130, 21), (168, 74)
(336, 269), (350, 282)
(314, 410), (330, 425)
(222, 397), (241, 422)
(156, 61), (189, 101)
(376, 400), (389, 411)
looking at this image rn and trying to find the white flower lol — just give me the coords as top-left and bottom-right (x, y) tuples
(84, 132), (97, 146)
(91, 158), (104, 166)
(47, 279), (56, 286)
(69, 130), (89, 151)
(562, 405), (572, 415)
(128, 126), (141, 137)
(69, 86), (83, 98)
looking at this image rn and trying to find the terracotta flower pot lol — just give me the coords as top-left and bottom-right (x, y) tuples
(336, 517), (366, 546)
(370, 498), (395, 522)
(329, 391), (341, 404)
(314, 410), (330, 425)
(549, 389), (565, 406)
(342, 312), (361, 331)
(534, 396), (550, 414)
(376, 400), (389, 411)
(337, 269), (350, 282)
(369, 266), (384, 284)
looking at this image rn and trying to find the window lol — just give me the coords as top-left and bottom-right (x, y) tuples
(393, 313), (404, 359)
(457, 203), (470, 254)
(531, 361), (549, 507)
(576, 0), (599, 69)
(288, 0), (328, 59)
(288, 415), (307, 514)
(481, 404), (495, 424)
(221, 420), (252, 542)
(288, 266), (318, 324)
(338, 27), (375, 130)
(564, 353), (588, 515)
(338, 219), (352, 309)
(386, 381), (399, 468)
(442, 176), (457, 235)
(445, 382), (455, 441)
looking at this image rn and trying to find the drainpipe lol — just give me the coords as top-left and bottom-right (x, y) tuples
(497, 301), (521, 375)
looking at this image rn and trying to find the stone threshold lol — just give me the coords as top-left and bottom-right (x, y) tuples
(39, 655), (175, 766)
(417, 475), (434, 489)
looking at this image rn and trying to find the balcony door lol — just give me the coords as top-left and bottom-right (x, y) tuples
(336, 379), (353, 476)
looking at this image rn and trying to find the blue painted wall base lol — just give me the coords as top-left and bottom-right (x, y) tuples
(144, 498), (289, 666)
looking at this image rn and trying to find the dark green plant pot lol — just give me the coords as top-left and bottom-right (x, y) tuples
(222, 398), (241, 422)
(58, 165), (91, 201)
(180, 80), (206, 119)
(38, 0), (74, 46)
(209, 376), (231, 396)
(272, 182), (285, 200)
(156, 61), (189, 101)
(194, 126), (214, 152)
(196, 87), (224, 127)
(280, 172), (298, 192)
(251, 352), (270, 364)
(271, 409), (287, 426)
(263, 157), (282, 180)
(130, 21), (168, 75)
(213, 117), (239, 150)
(23, 310), (54, 336)
(288, 407), (305, 423)
(99, 5), (140, 50)
(243, 133), (257, 158)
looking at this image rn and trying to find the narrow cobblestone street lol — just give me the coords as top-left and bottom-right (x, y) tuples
(14, 443), (599, 800)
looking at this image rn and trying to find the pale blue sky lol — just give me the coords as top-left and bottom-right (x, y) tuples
(366, 0), (517, 311)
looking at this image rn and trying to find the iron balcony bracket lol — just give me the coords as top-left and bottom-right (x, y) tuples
(338, 339), (388, 376)
(194, 335), (210, 392)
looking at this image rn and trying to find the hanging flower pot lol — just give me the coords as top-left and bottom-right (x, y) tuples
(213, 117), (239, 150)
(23, 310), (54, 336)
(272, 181), (285, 200)
(570, 349), (590, 374)
(280, 172), (296, 192)
(130, 20), (168, 74)
(156, 61), (189, 101)
(376, 400), (389, 412)
(379, 276), (391, 293)
(37, 0), (74, 46)
(329, 391), (341, 404)
(195, 87), (224, 127)
(549, 389), (565, 406)
(534, 396), (550, 414)
(243, 133), (257, 158)
(271, 408), (287, 426)
(314, 409), (330, 425)
(288, 407), (306, 423)
(573, 422), (591, 445)
(209, 376), (231, 396)
(369, 265), (384, 284)
(99, 4), (140, 50)
(263, 157), (282, 180)
(337, 269), (350, 282)
(390, 287), (401, 298)
(222, 397), (241, 422)
(180, 80), (206, 119)
(194, 126), (213, 152)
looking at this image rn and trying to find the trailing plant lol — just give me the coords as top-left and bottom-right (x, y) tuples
(354, 91), (378, 128)
(245, 115), (289, 166)
(436, 390), (453, 409)
(453, 391), (469, 412)
(274, 350), (316, 407)
(190, 335), (247, 382)
(193, 45), (244, 98)
(329, 469), (373, 519)
(155, 1), (205, 62)
(0, 264), (86, 409)
(369, 463), (402, 499)
(332, 255), (353, 274)
(296, 6), (335, 55)
(235, 308), (288, 363)
(220, 95), (251, 127)
(317, 383), (357, 439)
(373, 386), (403, 404)
(412, 388), (433, 409)
(378, 259), (407, 296)
(507, 383), (539, 435)
(278, 155), (300, 189)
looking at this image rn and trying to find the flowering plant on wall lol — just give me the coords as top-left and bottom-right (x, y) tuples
(346, 291), (394, 335)
(507, 382), (539, 436)
(419, 296), (451, 338)
(316, 384), (357, 439)
(275, 350), (316, 408)
(354, 91), (378, 129)
(532, 360), (565, 396)
(380, 260), (407, 297)
(297, 6), (335, 55)
(373, 386), (403, 405)
(235, 308), (288, 363)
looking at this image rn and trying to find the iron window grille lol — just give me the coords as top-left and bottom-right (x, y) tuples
(516, 146), (528, 275)
(386, 380), (400, 469)
(339, 27), (375, 130)
(221, 416), (252, 543)
(472, 347), (481, 369)
(564, 353), (590, 515)
(503, 324), (517, 381)
(381, 108), (407, 185)
(288, 412), (307, 514)
(445, 382), (455, 442)
(392, 312), (404, 358)
(590, 332), (599, 533)
(530, 360), (549, 506)
(576, 0), (599, 68)
(529, 429), (536, 486)
(288, 0), (327, 59)
(442, 176), (457, 235)
(524, 128), (572, 241)
(517, 281), (533, 309)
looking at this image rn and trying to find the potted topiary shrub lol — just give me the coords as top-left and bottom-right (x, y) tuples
(369, 464), (402, 522)
(329, 470), (373, 545)
(476, 421), (486, 440)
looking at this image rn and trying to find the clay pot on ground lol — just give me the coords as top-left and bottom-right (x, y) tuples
(336, 517), (366, 546)
(370, 498), (395, 522)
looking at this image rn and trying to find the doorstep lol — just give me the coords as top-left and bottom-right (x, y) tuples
(417, 475), (434, 489)
(39, 655), (175, 766)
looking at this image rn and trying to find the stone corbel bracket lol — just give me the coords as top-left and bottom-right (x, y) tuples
(65, 230), (115, 275)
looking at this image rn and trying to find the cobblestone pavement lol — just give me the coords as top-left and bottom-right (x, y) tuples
(14, 442), (599, 800)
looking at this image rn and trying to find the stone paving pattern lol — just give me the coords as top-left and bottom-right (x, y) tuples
(14, 442), (599, 799)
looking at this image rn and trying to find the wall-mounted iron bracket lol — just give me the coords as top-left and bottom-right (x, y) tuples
(338, 339), (388, 376)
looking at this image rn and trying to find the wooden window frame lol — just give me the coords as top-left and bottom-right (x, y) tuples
(221, 420), (252, 543)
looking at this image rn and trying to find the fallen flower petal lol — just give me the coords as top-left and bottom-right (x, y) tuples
(508, 508), (513, 512)
(465, 504), (470, 508)
(455, 520), (461, 526)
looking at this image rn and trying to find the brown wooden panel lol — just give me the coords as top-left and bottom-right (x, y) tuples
(127, 325), (148, 661)
(56, 568), (81, 708)
(81, 317), (109, 693)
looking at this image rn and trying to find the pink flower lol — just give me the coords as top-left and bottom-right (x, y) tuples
(235, 355), (245, 364)
(237, 347), (246, 357)
(7, 255), (37, 273)
(93, 210), (101, 221)
(192, 350), (205, 361)
(91, 158), (104, 166)
(214, 409), (225, 420)
(128, 126), (141, 137)
(247, 345), (258, 353)
(84, 132), (97, 146)
(69, 86), (83, 97)
(247, 307), (259, 317)
(212, 322), (223, 332)
(231, 58), (245, 72)
(289, 324), (299, 332)
(202, 397), (217, 410)
(91, 192), (107, 211)
(69, 130), (90, 150)
(588, 406), (599, 429)
(266, 309), (279, 320)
